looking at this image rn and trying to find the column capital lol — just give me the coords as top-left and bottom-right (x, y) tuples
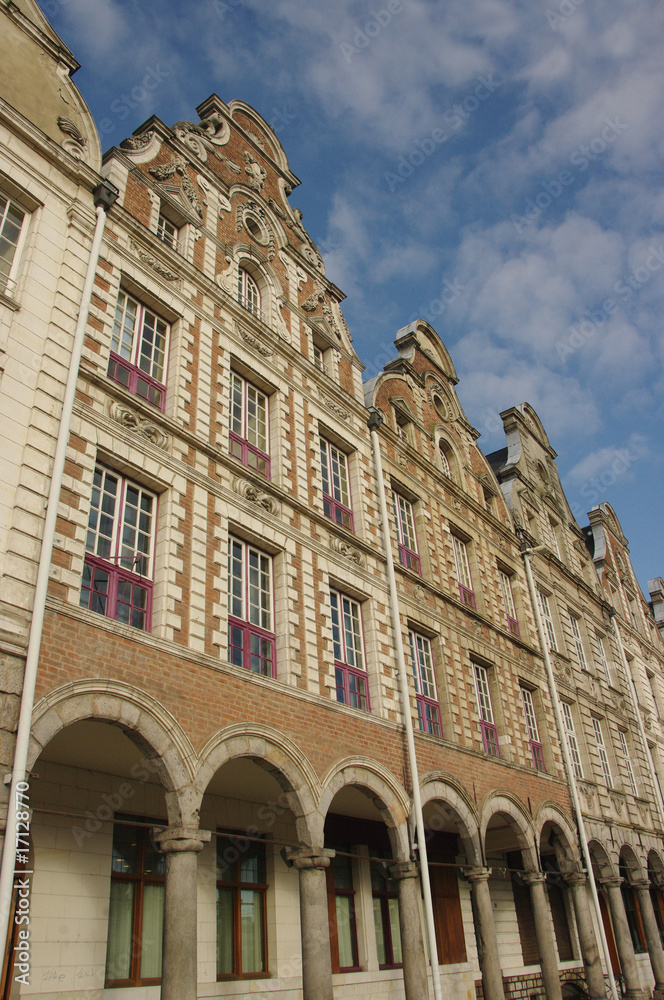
(285, 846), (335, 871)
(152, 826), (211, 854)
(563, 871), (588, 888)
(465, 866), (492, 884)
(630, 878), (651, 892)
(521, 871), (546, 887)
(389, 860), (420, 880)
(599, 875), (623, 890)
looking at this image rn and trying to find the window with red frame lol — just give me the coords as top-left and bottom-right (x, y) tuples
(216, 833), (268, 979)
(520, 687), (546, 771)
(108, 291), (169, 410)
(80, 467), (155, 631)
(393, 493), (420, 573)
(326, 851), (360, 972)
(409, 630), (442, 736)
(320, 437), (353, 531)
(227, 536), (275, 677)
(473, 663), (499, 756)
(229, 372), (270, 478)
(330, 589), (369, 710)
(499, 569), (520, 636)
(452, 535), (475, 609)
(105, 818), (165, 987)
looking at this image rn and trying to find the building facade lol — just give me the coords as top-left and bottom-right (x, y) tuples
(1, 4), (664, 1000)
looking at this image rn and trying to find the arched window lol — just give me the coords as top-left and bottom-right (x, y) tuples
(237, 267), (261, 318)
(438, 440), (453, 480)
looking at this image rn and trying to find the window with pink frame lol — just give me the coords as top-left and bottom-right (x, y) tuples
(409, 631), (441, 736)
(229, 372), (270, 478)
(473, 663), (499, 756)
(80, 466), (155, 631)
(108, 291), (169, 410)
(393, 493), (420, 573)
(452, 535), (475, 609)
(227, 536), (275, 677)
(320, 438), (353, 531)
(330, 589), (369, 710)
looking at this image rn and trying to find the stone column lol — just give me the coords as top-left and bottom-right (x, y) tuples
(564, 872), (606, 1000)
(153, 825), (211, 1000)
(285, 847), (335, 1000)
(522, 872), (563, 1000)
(467, 867), (506, 1000)
(632, 878), (664, 1000)
(601, 876), (646, 1000)
(390, 860), (429, 1000)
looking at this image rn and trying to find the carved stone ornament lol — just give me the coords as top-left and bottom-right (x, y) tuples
(578, 783), (596, 810)
(148, 157), (203, 217)
(269, 197), (287, 220)
(171, 114), (230, 162)
(196, 175), (210, 205)
(235, 201), (275, 259)
(244, 152), (267, 192)
(413, 585), (428, 605)
(57, 116), (87, 158)
(323, 397), (350, 421)
(129, 240), (180, 282)
(218, 194), (232, 214)
(236, 323), (273, 357)
(638, 802), (652, 826)
(610, 793), (626, 817)
(120, 130), (155, 151)
(246, 128), (267, 152)
(109, 403), (169, 450)
(329, 535), (364, 567)
(453, 498), (462, 511)
(232, 478), (280, 516)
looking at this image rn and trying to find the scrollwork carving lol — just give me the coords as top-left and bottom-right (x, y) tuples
(232, 478), (280, 516)
(109, 403), (169, 450)
(129, 240), (180, 282)
(323, 398), (350, 421)
(121, 130), (155, 151)
(329, 536), (364, 566)
(244, 152), (266, 191)
(236, 323), (273, 357)
(57, 116), (87, 158)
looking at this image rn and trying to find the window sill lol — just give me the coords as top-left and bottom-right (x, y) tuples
(0, 290), (19, 311)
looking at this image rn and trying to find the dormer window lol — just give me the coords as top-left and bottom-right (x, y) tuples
(238, 267), (261, 318)
(156, 213), (178, 251)
(439, 440), (453, 480)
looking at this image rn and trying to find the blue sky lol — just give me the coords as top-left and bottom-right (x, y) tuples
(41, 0), (663, 597)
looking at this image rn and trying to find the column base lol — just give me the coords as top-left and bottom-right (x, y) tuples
(652, 986), (664, 1000)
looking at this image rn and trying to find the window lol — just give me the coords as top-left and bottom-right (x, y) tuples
(394, 410), (411, 444)
(108, 291), (169, 410)
(537, 590), (558, 651)
(597, 634), (613, 686)
(330, 589), (369, 711)
(499, 570), (520, 636)
(216, 833), (267, 979)
(648, 672), (661, 718)
(371, 861), (402, 969)
(521, 688), (545, 771)
(592, 717), (612, 788)
(619, 731), (638, 796)
(320, 437), (353, 531)
(627, 594), (640, 631)
(439, 440), (453, 479)
(80, 467), (155, 631)
(156, 213), (178, 250)
(561, 702), (583, 779)
(549, 520), (562, 560)
(409, 631), (441, 736)
(229, 372), (270, 477)
(105, 819), (165, 986)
(0, 192), (26, 296)
(327, 852), (359, 972)
(238, 267), (261, 318)
(452, 535), (475, 609)
(473, 664), (499, 756)
(313, 342), (326, 372)
(620, 859), (647, 953)
(393, 493), (420, 573)
(569, 615), (587, 670)
(228, 537), (275, 676)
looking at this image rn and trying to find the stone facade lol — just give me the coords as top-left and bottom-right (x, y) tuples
(1, 4), (664, 1000)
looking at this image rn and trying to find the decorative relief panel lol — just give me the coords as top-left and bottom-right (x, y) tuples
(322, 397), (350, 421)
(232, 478), (280, 516)
(149, 157), (203, 218)
(244, 152), (267, 191)
(109, 403), (169, 450)
(57, 116), (87, 158)
(236, 322), (273, 357)
(129, 240), (180, 283)
(329, 535), (364, 567)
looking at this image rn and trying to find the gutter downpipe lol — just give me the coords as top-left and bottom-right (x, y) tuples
(0, 181), (118, 954)
(367, 409), (443, 1000)
(609, 610), (664, 830)
(519, 540), (620, 1000)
